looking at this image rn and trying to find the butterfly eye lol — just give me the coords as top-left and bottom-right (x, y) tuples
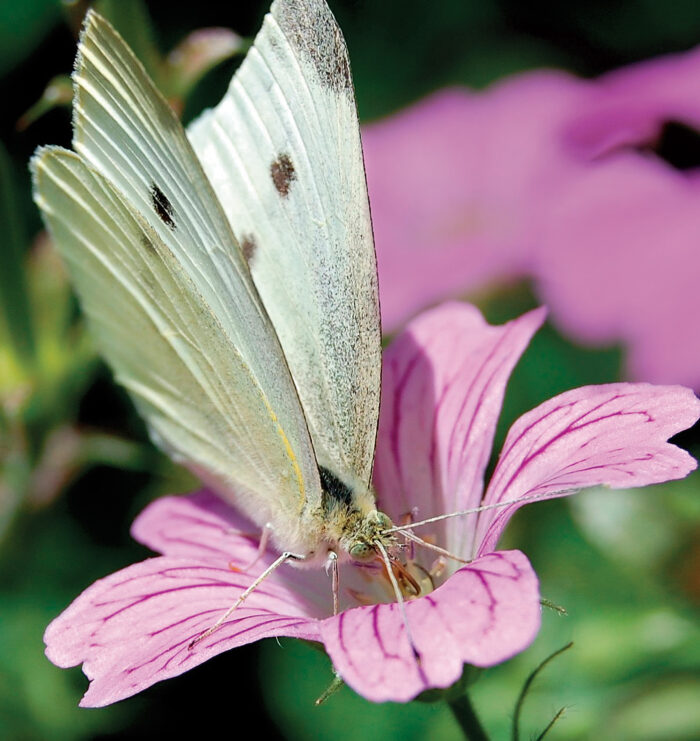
(350, 542), (374, 561)
(375, 512), (392, 531)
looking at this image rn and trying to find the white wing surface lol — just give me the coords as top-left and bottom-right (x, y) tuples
(188, 0), (381, 488)
(33, 12), (325, 542)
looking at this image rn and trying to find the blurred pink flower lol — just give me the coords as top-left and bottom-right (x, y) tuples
(44, 303), (700, 705)
(364, 47), (700, 387)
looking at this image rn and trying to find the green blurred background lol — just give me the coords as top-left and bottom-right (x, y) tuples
(1, 1), (699, 739)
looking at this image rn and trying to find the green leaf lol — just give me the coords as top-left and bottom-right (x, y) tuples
(0, 142), (36, 370)
(94, 0), (163, 86)
(0, 0), (61, 77)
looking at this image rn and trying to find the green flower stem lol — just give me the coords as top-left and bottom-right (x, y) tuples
(447, 692), (490, 740)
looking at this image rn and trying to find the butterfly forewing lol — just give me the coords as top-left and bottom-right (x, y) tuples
(73, 13), (267, 367)
(188, 0), (381, 489)
(33, 13), (327, 548)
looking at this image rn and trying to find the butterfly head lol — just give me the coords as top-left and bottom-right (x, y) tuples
(342, 509), (396, 563)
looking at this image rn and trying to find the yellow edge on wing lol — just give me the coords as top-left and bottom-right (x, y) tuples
(263, 397), (306, 513)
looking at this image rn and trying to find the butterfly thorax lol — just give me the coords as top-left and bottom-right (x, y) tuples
(318, 466), (396, 563)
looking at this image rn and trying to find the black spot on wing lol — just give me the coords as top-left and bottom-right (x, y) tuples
(150, 183), (175, 229)
(319, 466), (353, 509)
(270, 154), (296, 197)
(239, 233), (257, 265)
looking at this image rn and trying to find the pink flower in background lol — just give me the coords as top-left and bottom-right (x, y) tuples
(44, 303), (700, 705)
(535, 154), (700, 387)
(364, 46), (700, 387)
(363, 78), (582, 330)
(562, 45), (700, 159)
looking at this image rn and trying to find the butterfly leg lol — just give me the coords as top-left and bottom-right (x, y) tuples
(238, 522), (273, 573)
(325, 551), (339, 615)
(189, 550), (306, 650)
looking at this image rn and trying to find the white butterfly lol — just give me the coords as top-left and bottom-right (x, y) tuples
(32, 0), (394, 574)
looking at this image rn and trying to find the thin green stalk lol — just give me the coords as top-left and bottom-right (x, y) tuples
(448, 692), (490, 740)
(512, 642), (573, 741)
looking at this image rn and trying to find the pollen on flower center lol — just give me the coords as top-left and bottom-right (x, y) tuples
(400, 530), (453, 595)
(378, 541), (451, 601)
(343, 523), (454, 607)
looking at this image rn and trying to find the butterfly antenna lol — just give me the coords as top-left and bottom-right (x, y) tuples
(375, 540), (421, 665)
(189, 550), (304, 650)
(399, 529), (469, 564)
(384, 489), (577, 534)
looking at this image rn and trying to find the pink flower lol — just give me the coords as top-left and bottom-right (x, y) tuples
(365, 47), (700, 387)
(44, 303), (700, 705)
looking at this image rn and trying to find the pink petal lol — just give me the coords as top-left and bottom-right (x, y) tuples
(366, 53), (700, 390)
(534, 153), (700, 387)
(44, 556), (320, 707)
(374, 302), (545, 557)
(475, 384), (700, 556)
(131, 490), (261, 564)
(364, 77), (582, 330)
(563, 45), (700, 159)
(320, 550), (540, 702)
(131, 491), (333, 614)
